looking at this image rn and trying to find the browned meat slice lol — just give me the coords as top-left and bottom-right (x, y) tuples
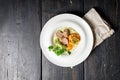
(56, 30), (63, 38)
(63, 29), (70, 37)
(60, 38), (68, 45)
(64, 29), (70, 33)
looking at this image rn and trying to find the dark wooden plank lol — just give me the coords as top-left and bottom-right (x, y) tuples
(42, 0), (84, 80)
(117, 0), (120, 27)
(0, 0), (41, 80)
(84, 0), (120, 80)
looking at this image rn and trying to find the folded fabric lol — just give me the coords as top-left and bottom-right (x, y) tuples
(83, 8), (114, 48)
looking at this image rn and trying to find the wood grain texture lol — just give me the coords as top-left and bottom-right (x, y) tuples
(42, 0), (120, 80)
(42, 0), (84, 80)
(0, 0), (41, 80)
(0, 0), (120, 80)
(84, 0), (120, 80)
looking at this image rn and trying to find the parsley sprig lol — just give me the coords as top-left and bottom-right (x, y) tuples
(48, 45), (71, 56)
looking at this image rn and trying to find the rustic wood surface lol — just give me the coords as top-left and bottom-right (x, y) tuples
(0, 0), (41, 80)
(42, 0), (120, 80)
(0, 0), (120, 80)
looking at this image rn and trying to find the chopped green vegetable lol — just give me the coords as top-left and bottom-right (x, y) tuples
(48, 44), (67, 56)
(67, 51), (71, 55)
(48, 45), (53, 51)
(55, 49), (64, 56)
(48, 38), (72, 56)
(55, 48), (66, 56)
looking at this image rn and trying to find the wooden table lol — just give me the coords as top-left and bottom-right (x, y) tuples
(0, 0), (120, 80)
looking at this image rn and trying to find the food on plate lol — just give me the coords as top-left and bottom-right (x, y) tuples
(48, 27), (80, 56)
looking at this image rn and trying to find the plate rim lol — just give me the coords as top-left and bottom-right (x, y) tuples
(40, 13), (94, 67)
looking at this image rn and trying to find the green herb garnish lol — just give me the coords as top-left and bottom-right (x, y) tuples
(48, 45), (66, 56)
(48, 45), (71, 56)
(48, 45), (53, 51)
(48, 37), (72, 56)
(68, 51), (71, 55)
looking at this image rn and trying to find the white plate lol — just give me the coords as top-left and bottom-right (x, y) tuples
(40, 14), (94, 67)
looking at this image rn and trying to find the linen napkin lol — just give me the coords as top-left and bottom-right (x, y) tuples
(83, 8), (114, 48)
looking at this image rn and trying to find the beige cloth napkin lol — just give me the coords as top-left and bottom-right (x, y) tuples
(83, 8), (114, 48)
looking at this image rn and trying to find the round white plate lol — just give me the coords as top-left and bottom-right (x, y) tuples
(40, 14), (94, 67)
